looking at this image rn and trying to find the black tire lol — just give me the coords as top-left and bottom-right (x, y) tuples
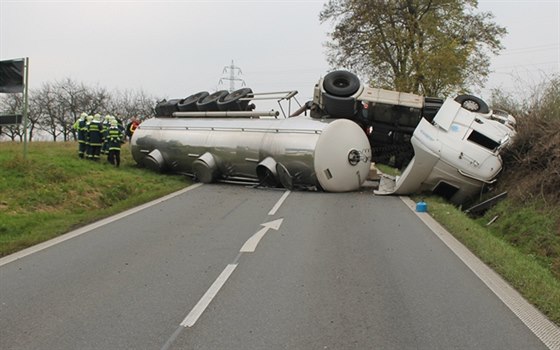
(454, 95), (490, 114)
(217, 88), (253, 111)
(154, 100), (166, 117)
(196, 90), (229, 111)
(178, 91), (209, 112)
(322, 94), (358, 118)
(154, 99), (181, 117)
(323, 70), (361, 97)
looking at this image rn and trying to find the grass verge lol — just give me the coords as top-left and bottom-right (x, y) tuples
(0, 141), (190, 256)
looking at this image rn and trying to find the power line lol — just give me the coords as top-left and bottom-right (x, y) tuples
(499, 44), (559, 56)
(503, 43), (559, 52)
(491, 60), (559, 71)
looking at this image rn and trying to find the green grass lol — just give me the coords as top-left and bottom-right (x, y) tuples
(375, 163), (401, 176)
(480, 200), (560, 278)
(0, 141), (190, 256)
(417, 195), (560, 325)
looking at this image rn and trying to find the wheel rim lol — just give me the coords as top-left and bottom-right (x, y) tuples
(333, 78), (349, 89)
(462, 100), (480, 111)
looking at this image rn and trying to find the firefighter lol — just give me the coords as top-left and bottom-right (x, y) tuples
(106, 119), (124, 167)
(73, 112), (88, 158)
(84, 114), (94, 159)
(101, 115), (113, 155)
(126, 116), (140, 141)
(87, 114), (104, 161)
(115, 115), (126, 135)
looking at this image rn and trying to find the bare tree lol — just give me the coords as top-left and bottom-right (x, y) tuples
(26, 92), (41, 141)
(35, 82), (64, 141)
(57, 78), (87, 140)
(0, 91), (44, 142)
(107, 88), (159, 124)
(81, 84), (110, 116)
(0, 93), (24, 141)
(0, 124), (24, 141)
(2, 78), (158, 141)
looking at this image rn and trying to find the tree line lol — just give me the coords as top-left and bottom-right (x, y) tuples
(0, 78), (159, 142)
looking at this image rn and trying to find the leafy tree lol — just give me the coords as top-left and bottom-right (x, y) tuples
(320, 0), (507, 96)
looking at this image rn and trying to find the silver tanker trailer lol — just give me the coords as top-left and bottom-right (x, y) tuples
(130, 89), (372, 192)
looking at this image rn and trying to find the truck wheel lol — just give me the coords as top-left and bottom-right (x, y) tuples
(217, 88), (253, 111)
(197, 90), (229, 111)
(454, 95), (490, 114)
(178, 91), (209, 112)
(155, 99), (181, 117)
(323, 70), (361, 97)
(323, 93), (358, 118)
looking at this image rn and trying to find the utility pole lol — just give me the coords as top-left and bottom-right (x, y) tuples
(219, 60), (245, 92)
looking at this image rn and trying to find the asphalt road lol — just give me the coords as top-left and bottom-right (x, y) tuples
(0, 184), (553, 349)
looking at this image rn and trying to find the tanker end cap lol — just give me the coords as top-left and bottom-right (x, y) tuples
(313, 119), (371, 192)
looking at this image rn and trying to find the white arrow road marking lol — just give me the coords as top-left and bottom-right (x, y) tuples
(240, 218), (284, 253)
(181, 263), (238, 328)
(176, 217), (284, 331)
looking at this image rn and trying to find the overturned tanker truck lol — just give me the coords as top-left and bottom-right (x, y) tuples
(131, 70), (516, 202)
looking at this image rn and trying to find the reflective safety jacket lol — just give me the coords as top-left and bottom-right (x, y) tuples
(73, 119), (87, 143)
(87, 121), (104, 146)
(106, 127), (124, 150)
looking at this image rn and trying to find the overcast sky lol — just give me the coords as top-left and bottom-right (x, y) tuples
(1, 0), (558, 106)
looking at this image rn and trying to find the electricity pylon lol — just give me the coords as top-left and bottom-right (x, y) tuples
(219, 60), (246, 92)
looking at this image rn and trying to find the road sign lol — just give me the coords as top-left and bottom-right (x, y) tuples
(0, 114), (23, 125)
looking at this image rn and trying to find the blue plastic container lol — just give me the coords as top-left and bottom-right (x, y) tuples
(416, 201), (428, 212)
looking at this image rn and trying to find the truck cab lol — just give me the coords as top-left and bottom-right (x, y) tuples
(310, 70), (516, 204)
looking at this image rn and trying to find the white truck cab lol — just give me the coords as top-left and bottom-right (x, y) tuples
(375, 97), (515, 204)
(311, 70), (516, 204)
